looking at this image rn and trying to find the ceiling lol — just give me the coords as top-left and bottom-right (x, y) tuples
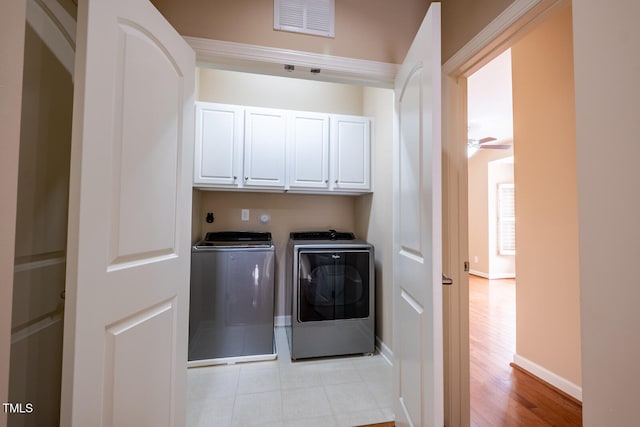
(467, 49), (514, 144)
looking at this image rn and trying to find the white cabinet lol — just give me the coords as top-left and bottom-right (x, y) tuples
(330, 114), (371, 192)
(244, 107), (287, 188)
(194, 102), (243, 187)
(193, 103), (372, 194)
(288, 112), (330, 190)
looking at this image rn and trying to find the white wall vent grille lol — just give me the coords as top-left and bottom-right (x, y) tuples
(274, 0), (335, 38)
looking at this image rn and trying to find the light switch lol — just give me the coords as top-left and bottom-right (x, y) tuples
(241, 209), (250, 221)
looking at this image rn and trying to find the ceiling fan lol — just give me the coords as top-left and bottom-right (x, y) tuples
(468, 137), (512, 150)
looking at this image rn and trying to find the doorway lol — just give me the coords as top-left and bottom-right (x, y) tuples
(443, 0), (582, 424)
(8, 1), (76, 425)
(466, 49), (517, 425)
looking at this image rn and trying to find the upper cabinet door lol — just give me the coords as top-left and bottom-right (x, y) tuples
(244, 107), (288, 188)
(288, 112), (330, 190)
(194, 102), (243, 187)
(330, 115), (371, 192)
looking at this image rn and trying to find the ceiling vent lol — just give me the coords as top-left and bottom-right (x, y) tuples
(274, 0), (335, 38)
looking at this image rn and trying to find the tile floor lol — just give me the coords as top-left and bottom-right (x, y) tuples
(187, 327), (394, 427)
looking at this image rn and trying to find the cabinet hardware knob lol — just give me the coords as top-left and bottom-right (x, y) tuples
(245, 176), (248, 180)
(233, 176), (237, 180)
(334, 180), (338, 184)
(325, 180), (329, 184)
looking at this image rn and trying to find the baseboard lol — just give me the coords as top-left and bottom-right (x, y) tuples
(512, 354), (582, 402)
(376, 336), (393, 366)
(274, 315), (291, 327)
(469, 270), (516, 280)
(489, 273), (516, 279)
(469, 270), (490, 278)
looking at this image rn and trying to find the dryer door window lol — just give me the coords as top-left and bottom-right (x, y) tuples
(298, 251), (370, 322)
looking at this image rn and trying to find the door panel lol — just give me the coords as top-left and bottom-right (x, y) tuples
(111, 21), (182, 264)
(289, 112), (329, 189)
(399, 69), (423, 259)
(330, 115), (371, 191)
(105, 300), (175, 427)
(61, 0), (194, 425)
(244, 107), (287, 187)
(393, 3), (442, 427)
(194, 102), (243, 186)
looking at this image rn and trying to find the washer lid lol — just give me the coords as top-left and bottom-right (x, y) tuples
(204, 231), (271, 242)
(289, 229), (355, 241)
(197, 231), (272, 247)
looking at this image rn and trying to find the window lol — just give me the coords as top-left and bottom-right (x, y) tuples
(498, 183), (516, 255)
(274, 0), (335, 38)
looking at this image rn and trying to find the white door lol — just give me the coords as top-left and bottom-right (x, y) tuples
(61, 0), (195, 425)
(244, 107), (287, 188)
(392, 3), (443, 427)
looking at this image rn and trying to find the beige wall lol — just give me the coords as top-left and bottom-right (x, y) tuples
(196, 70), (396, 335)
(442, 0), (516, 62)
(149, 0), (524, 68)
(355, 87), (394, 348)
(468, 148), (515, 278)
(198, 68), (363, 114)
(151, 0), (523, 65)
(0, 2), (26, 423)
(511, 3), (581, 385)
(572, 1), (640, 424)
(151, 0), (428, 64)
(196, 191), (357, 320)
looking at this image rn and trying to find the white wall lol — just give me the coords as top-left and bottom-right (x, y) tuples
(572, 1), (640, 424)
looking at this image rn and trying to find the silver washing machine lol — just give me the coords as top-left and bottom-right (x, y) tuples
(286, 230), (375, 360)
(189, 231), (275, 366)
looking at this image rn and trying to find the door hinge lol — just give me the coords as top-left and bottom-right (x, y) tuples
(464, 261), (470, 272)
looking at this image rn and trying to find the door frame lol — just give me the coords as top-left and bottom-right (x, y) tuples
(0, 1), (26, 422)
(441, 0), (566, 425)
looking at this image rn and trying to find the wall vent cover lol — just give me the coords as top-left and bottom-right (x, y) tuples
(274, 0), (335, 38)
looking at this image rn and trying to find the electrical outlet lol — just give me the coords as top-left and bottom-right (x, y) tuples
(241, 209), (250, 221)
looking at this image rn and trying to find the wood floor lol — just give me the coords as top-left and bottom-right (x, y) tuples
(469, 275), (582, 427)
(359, 276), (582, 427)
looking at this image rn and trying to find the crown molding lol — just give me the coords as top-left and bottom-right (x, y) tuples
(184, 36), (399, 88)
